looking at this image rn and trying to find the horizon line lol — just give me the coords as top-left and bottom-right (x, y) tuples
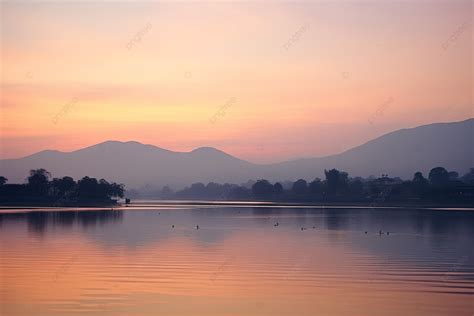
(1, 117), (473, 163)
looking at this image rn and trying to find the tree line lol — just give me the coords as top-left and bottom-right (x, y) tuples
(2, 166), (473, 206)
(159, 167), (474, 205)
(0, 169), (124, 206)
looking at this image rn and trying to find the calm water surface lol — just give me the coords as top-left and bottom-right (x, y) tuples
(1, 202), (473, 316)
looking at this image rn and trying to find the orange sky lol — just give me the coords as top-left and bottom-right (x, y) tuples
(1, 1), (472, 163)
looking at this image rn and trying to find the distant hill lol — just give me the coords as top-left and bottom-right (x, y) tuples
(264, 118), (474, 181)
(1, 119), (472, 190)
(0, 141), (258, 189)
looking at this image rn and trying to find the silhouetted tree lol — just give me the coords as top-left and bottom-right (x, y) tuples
(273, 182), (283, 196)
(252, 180), (274, 198)
(1, 169), (123, 205)
(98, 179), (111, 197)
(412, 171), (428, 196)
(109, 183), (125, 198)
(51, 176), (76, 197)
(292, 179), (308, 195)
(0, 176), (7, 186)
(461, 168), (474, 184)
(324, 169), (348, 195)
(206, 182), (222, 197)
(429, 167), (449, 187)
(75, 177), (124, 200)
(368, 181), (381, 196)
(190, 183), (206, 196)
(228, 186), (252, 200)
(448, 171), (459, 181)
(77, 177), (100, 199)
(325, 169), (340, 193)
(349, 179), (364, 196)
(413, 172), (425, 182)
(223, 183), (236, 196)
(308, 178), (322, 195)
(27, 169), (51, 196)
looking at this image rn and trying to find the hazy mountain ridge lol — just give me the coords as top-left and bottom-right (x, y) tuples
(1, 119), (472, 190)
(264, 119), (473, 180)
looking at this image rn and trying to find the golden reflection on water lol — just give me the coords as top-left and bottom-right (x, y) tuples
(1, 207), (473, 315)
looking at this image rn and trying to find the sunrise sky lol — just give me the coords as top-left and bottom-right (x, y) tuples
(1, 1), (472, 163)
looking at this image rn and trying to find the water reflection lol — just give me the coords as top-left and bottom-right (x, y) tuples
(0, 210), (123, 235)
(0, 206), (473, 316)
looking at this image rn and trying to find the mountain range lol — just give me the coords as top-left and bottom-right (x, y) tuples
(1, 119), (472, 190)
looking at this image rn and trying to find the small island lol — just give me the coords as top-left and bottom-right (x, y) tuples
(0, 169), (124, 207)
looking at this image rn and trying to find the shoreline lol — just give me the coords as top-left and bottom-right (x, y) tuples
(0, 199), (473, 213)
(134, 199), (474, 208)
(0, 200), (118, 208)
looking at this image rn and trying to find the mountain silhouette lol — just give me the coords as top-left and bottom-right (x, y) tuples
(1, 119), (472, 189)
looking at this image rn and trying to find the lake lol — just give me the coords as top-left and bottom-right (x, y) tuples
(1, 202), (473, 316)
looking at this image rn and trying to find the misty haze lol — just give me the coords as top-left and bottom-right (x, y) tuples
(0, 1), (472, 316)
